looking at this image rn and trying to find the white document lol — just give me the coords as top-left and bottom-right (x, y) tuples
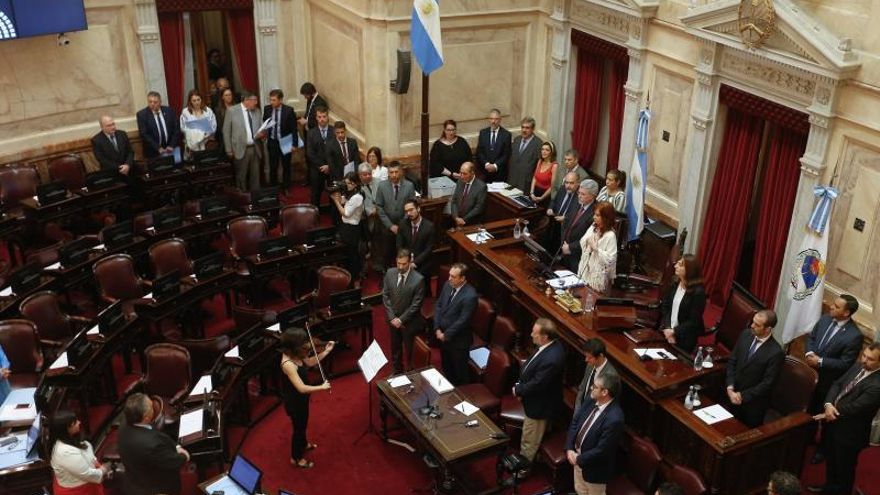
(0, 404), (36, 425)
(178, 409), (203, 438)
(547, 275), (585, 289)
(224, 346), (240, 359)
(142, 292), (153, 300)
(267, 323), (281, 332)
(86, 325), (100, 336)
(420, 368), (454, 394)
(469, 347), (490, 370)
(189, 375), (213, 397)
(45, 262), (62, 270)
(91, 244), (106, 251)
(257, 117), (275, 135)
(453, 401), (480, 416)
(387, 375), (412, 388)
(694, 404), (734, 425)
(634, 348), (677, 360)
(487, 182), (509, 192)
(205, 475), (248, 495)
(357, 339), (388, 384)
(466, 231), (494, 244)
(145, 227), (156, 234)
(49, 352), (69, 370)
(0, 286), (11, 297)
(343, 161), (356, 176)
(554, 270), (575, 277)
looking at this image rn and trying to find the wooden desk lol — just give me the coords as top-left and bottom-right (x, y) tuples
(0, 213), (23, 262)
(20, 194), (83, 226)
(185, 163), (234, 200)
(136, 169), (189, 210)
(377, 369), (508, 494)
(75, 183), (129, 214)
(0, 274), (57, 318)
(134, 270), (239, 324)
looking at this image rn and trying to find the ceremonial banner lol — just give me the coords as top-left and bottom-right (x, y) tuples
(625, 108), (651, 242)
(411, 0), (443, 75)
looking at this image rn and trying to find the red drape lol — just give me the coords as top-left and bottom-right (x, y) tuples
(697, 108), (765, 305)
(226, 9), (259, 94)
(606, 60), (628, 171)
(571, 50), (603, 170)
(158, 12), (185, 113)
(749, 127), (807, 305)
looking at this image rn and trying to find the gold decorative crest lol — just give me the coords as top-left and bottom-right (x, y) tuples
(738, 0), (776, 49)
(418, 0), (434, 16)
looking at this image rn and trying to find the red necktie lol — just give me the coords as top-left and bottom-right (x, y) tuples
(564, 207), (585, 241)
(340, 141), (349, 163)
(459, 182), (470, 211)
(835, 370), (866, 405)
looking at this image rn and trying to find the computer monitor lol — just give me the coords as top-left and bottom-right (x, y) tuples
(97, 302), (125, 334)
(330, 288), (362, 313)
(36, 181), (67, 206)
(152, 270), (180, 302)
(101, 220), (133, 250)
(65, 330), (92, 369)
(152, 207), (183, 231)
(250, 187), (279, 209)
(199, 196), (229, 219)
(228, 454), (262, 494)
(277, 303), (309, 330)
(58, 237), (95, 267)
(147, 155), (175, 175)
(306, 226), (336, 246)
(190, 148), (225, 166)
(193, 251), (225, 280)
(84, 169), (118, 191)
(238, 330), (265, 360)
(523, 237), (553, 265)
(9, 263), (42, 294)
(258, 237), (292, 260)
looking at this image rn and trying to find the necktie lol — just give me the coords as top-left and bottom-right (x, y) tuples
(397, 273), (405, 288)
(321, 128), (327, 140)
(817, 321), (839, 352)
(306, 98), (313, 122)
(564, 207), (586, 240)
(246, 110), (255, 139)
(491, 130), (496, 148)
(448, 287), (458, 304)
(155, 112), (167, 148)
(835, 370), (867, 405)
(341, 141), (349, 163)
(412, 222), (418, 239)
(559, 193), (572, 216)
(519, 137), (527, 154)
(747, 338), (760, 359)
(274, 107), (280, 140)
(575, 406), (599, 451)
(109, 134), (118, 151)
(459, 182), (470, 211)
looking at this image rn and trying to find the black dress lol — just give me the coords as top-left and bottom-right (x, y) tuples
(281, 358), (311, 460)
(429, 138), (473, 177)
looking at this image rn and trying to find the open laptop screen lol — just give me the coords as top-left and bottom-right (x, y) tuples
(229, 454), (261, 494)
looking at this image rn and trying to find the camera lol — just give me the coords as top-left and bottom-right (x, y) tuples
(57, 33), (71, 46)
(325, 180), (345, 193)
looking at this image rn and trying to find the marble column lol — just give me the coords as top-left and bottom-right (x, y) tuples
(678, 40), (721, 251)
(255, 0), (280, 104)
(546, 1), (572, 146)
(135, 0), (167, 97)
(617, 19), (647, 171)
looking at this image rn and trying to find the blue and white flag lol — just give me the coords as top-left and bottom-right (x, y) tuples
(625, 108), (651, 242)
(780, 186), (837, 344)
(411, 0), (443, 75)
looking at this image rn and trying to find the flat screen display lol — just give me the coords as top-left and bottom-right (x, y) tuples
(0, 0), (87, 41)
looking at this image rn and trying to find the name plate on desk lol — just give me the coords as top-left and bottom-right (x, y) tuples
(101, 220), (133, 249)
(36, 181), (68, 206)
(330, 288), (362, 313)
(153, 207), (183, 231)
(84, 169), (118, 191)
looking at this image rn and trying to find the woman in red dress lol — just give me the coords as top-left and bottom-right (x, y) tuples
(530, 141), (559, 206)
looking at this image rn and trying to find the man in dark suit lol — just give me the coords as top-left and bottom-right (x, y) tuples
(566, 371), (625, 495)
(298, 82), (328, 131)
(449, 162), (487, 228)
(118, 393), (189, 495)
(262, 89), (298, 191)
(513, 318), (565, 478)
(376, 162), (416, 269)
(805, 294), (864, 463)
(474, 108), (512, 183)
(305, 106), (332, 206)
(560, 179), (598, 272)
(809, 344), (880, 495)
(725, 309), (784, 427)
(136, 91), (180, 159)
(92, 115), (134, 176)
(433, 263), (478, 385)
(397, 198), (435, 294)
(508, 117), (542, 193)
(324, 121), (359, 183)
(542, 171), (580, 254)
(382, 249), (426, 374)
(574, 338), (618, 412)
(550, 149), (589, 201)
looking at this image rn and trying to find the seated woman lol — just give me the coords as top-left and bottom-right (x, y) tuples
(50, 410), (110, 495)
(429, 119), (472, 178)
(577, 201), (618, 293)
(597, 169), (626, 214)
(529, 141), (558, 207)
(660, 254), (707, 353)
(179, 89), (217, 158)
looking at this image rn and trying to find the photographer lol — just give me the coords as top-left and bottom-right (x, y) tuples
(330, 172), (365, 286)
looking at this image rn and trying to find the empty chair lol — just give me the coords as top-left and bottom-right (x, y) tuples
(471, 297), (496, 348)
(0, 164), (39, 214)
(280, 204), (319, 245)
(458, 347), (512, 419)
(232, 304), (276, 335)
(303, 266), (352, 311)
(47, 154), (87, 191)
(411, 335), (432, 370)
(148, 238), (193, 277)
(174, 335), (231, 378)
(227, 215), (268, 260)
(19, 291), (91, 358)
(663, 463), (708, 495)
(537, 430), (572, 494)
(607, 431), (663, 494)
(92, 254), (149, 306)
(489, 315), (518, 351)
(764, 356), (817, 422)
(128, 343), (191, 426)
(0, 319), (44, 388)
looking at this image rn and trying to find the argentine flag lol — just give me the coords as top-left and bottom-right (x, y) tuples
(411, 0), (443, 75)
(625, 108), (651, 242)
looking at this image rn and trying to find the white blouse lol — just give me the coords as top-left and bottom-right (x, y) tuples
(371, 164), (389, 182)
(180, 107), (217, 152)
(341, 193), (365, 226)
(597, 187), (626, 214)
(577, 226), (618, 293)
(670, 284), (686, 329)
(51, 440), (103, 488)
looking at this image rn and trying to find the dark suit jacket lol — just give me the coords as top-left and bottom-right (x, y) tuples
(433, 282), (477, 350)
(725, 330), (784, 424)
(550, 187), (577, 218)
(560, 202), (595, 272)
(396, 217), (436, 275)
(660, 284), (707, 353)
(91, 131), (134, 171)
(565, 399), (625, 484)
(306, 126), (332, 168)
(574, 360), (618, 412)
(508, 135), (542, 193)
(136, 106), (181, 158)
(382, 268), (425, 333)
(262, 103), (298, 144)
(324, 137), (359, 181)
(118, 424), (187, 495)
(475, 126), (512, 182)
(515, 339), (565, 419)
(449, 178), (487, 225)
(824, 364), (880, 449)
(303, 94), (328, 130)
(807, 316), (863, 403)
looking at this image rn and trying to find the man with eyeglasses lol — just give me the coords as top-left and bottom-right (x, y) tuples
(508, 117), (542, 194)
(543, 171), (581, 253)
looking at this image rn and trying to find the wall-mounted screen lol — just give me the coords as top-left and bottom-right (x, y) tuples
(0, 0), (87, 41)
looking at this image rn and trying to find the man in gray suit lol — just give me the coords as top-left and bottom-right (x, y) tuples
(574, 338), (618, 412)
(449, 162), (487, 227)
(375, 161), (415, 269)
(223, 91), (265, 190)
(508, 117), (542, 193)
(382, 248), (426, 373)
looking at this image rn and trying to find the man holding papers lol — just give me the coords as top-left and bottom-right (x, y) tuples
(262, 89), (299, 192)
(725, 309), (784, 427)
(223, 91), (265, 191)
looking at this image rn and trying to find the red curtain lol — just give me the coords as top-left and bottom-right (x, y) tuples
(158, 12), (186, 113)
(226, 9), (259, 94)
(571, 50), (603, 170)
(606, 60), (628, 171)
(749, 127), (807, 305)
(697, 108), (766, 305)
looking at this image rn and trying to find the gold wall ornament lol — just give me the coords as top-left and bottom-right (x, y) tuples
(738, 0), (777, 49)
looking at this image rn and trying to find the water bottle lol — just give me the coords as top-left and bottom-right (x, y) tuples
(522, 220), (531, 238)
(693, 346), (704, 372)
(684, 386), (694, 411)
(702, 348), (714, 369)
(692, 387), (702, 409)
(583, 290), (595, 313)
(513, 218), (522, 239)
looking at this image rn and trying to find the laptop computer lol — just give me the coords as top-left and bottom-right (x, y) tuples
(250, 187), (279, 210)
(193, 251), (225, 280)
(0, 414), (41, 470)
(306, 226), (337, 247)
(257, 237), (292, 260)
(36, 181), (68, 206)
(101, 220), (133, 250)
(330, 287), (362, 313)
(204, 454), (262, 495)
(190, 148), (225, 166)
(147, 155), (176, 175)
(512, 195), (538, 209)
(98, 302), (125, 334)
(199, 196), (230, 219)
(152, 207), (183, 231)
(58, 238), (95, 267)
(151, 270), (180, 302)
(84, 169), (118, 191)
(9, 263), (42, 294)
(277, 302), (309, 330)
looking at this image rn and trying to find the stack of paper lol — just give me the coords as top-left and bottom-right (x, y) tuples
(453, 401), (480, 416)
(189, 375), (213, 397)
(466, 231), (494, 244)
(634, 348), (677, 360)
(49, 352), (69, 370)
(178, 409), (203, 439)
(694, 404), (734, 425)
(387, 375), (411, 388)
(420, 368), (454, 394)
(0, 404), (36, 426)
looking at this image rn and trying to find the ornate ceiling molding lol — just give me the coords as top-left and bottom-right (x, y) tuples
(570, 0), (658, 47)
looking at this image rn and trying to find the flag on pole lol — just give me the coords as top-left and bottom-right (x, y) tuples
(411, 0), (444, 75)
(780, 186), (838, 344)
(625, 108), (651, 242)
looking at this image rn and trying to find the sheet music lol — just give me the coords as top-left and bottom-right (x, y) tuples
(49, 352), (68, 370)
(357, 339), (388, 383)
(453, 401), (480, 416)
(189, 375), (213, 397)
(420, 368), (454, 394)
(694, 404), (734, 425)
(178, 409), (203, 438)
(225, 346), (240, 359)
(469, 347), (490, 370)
